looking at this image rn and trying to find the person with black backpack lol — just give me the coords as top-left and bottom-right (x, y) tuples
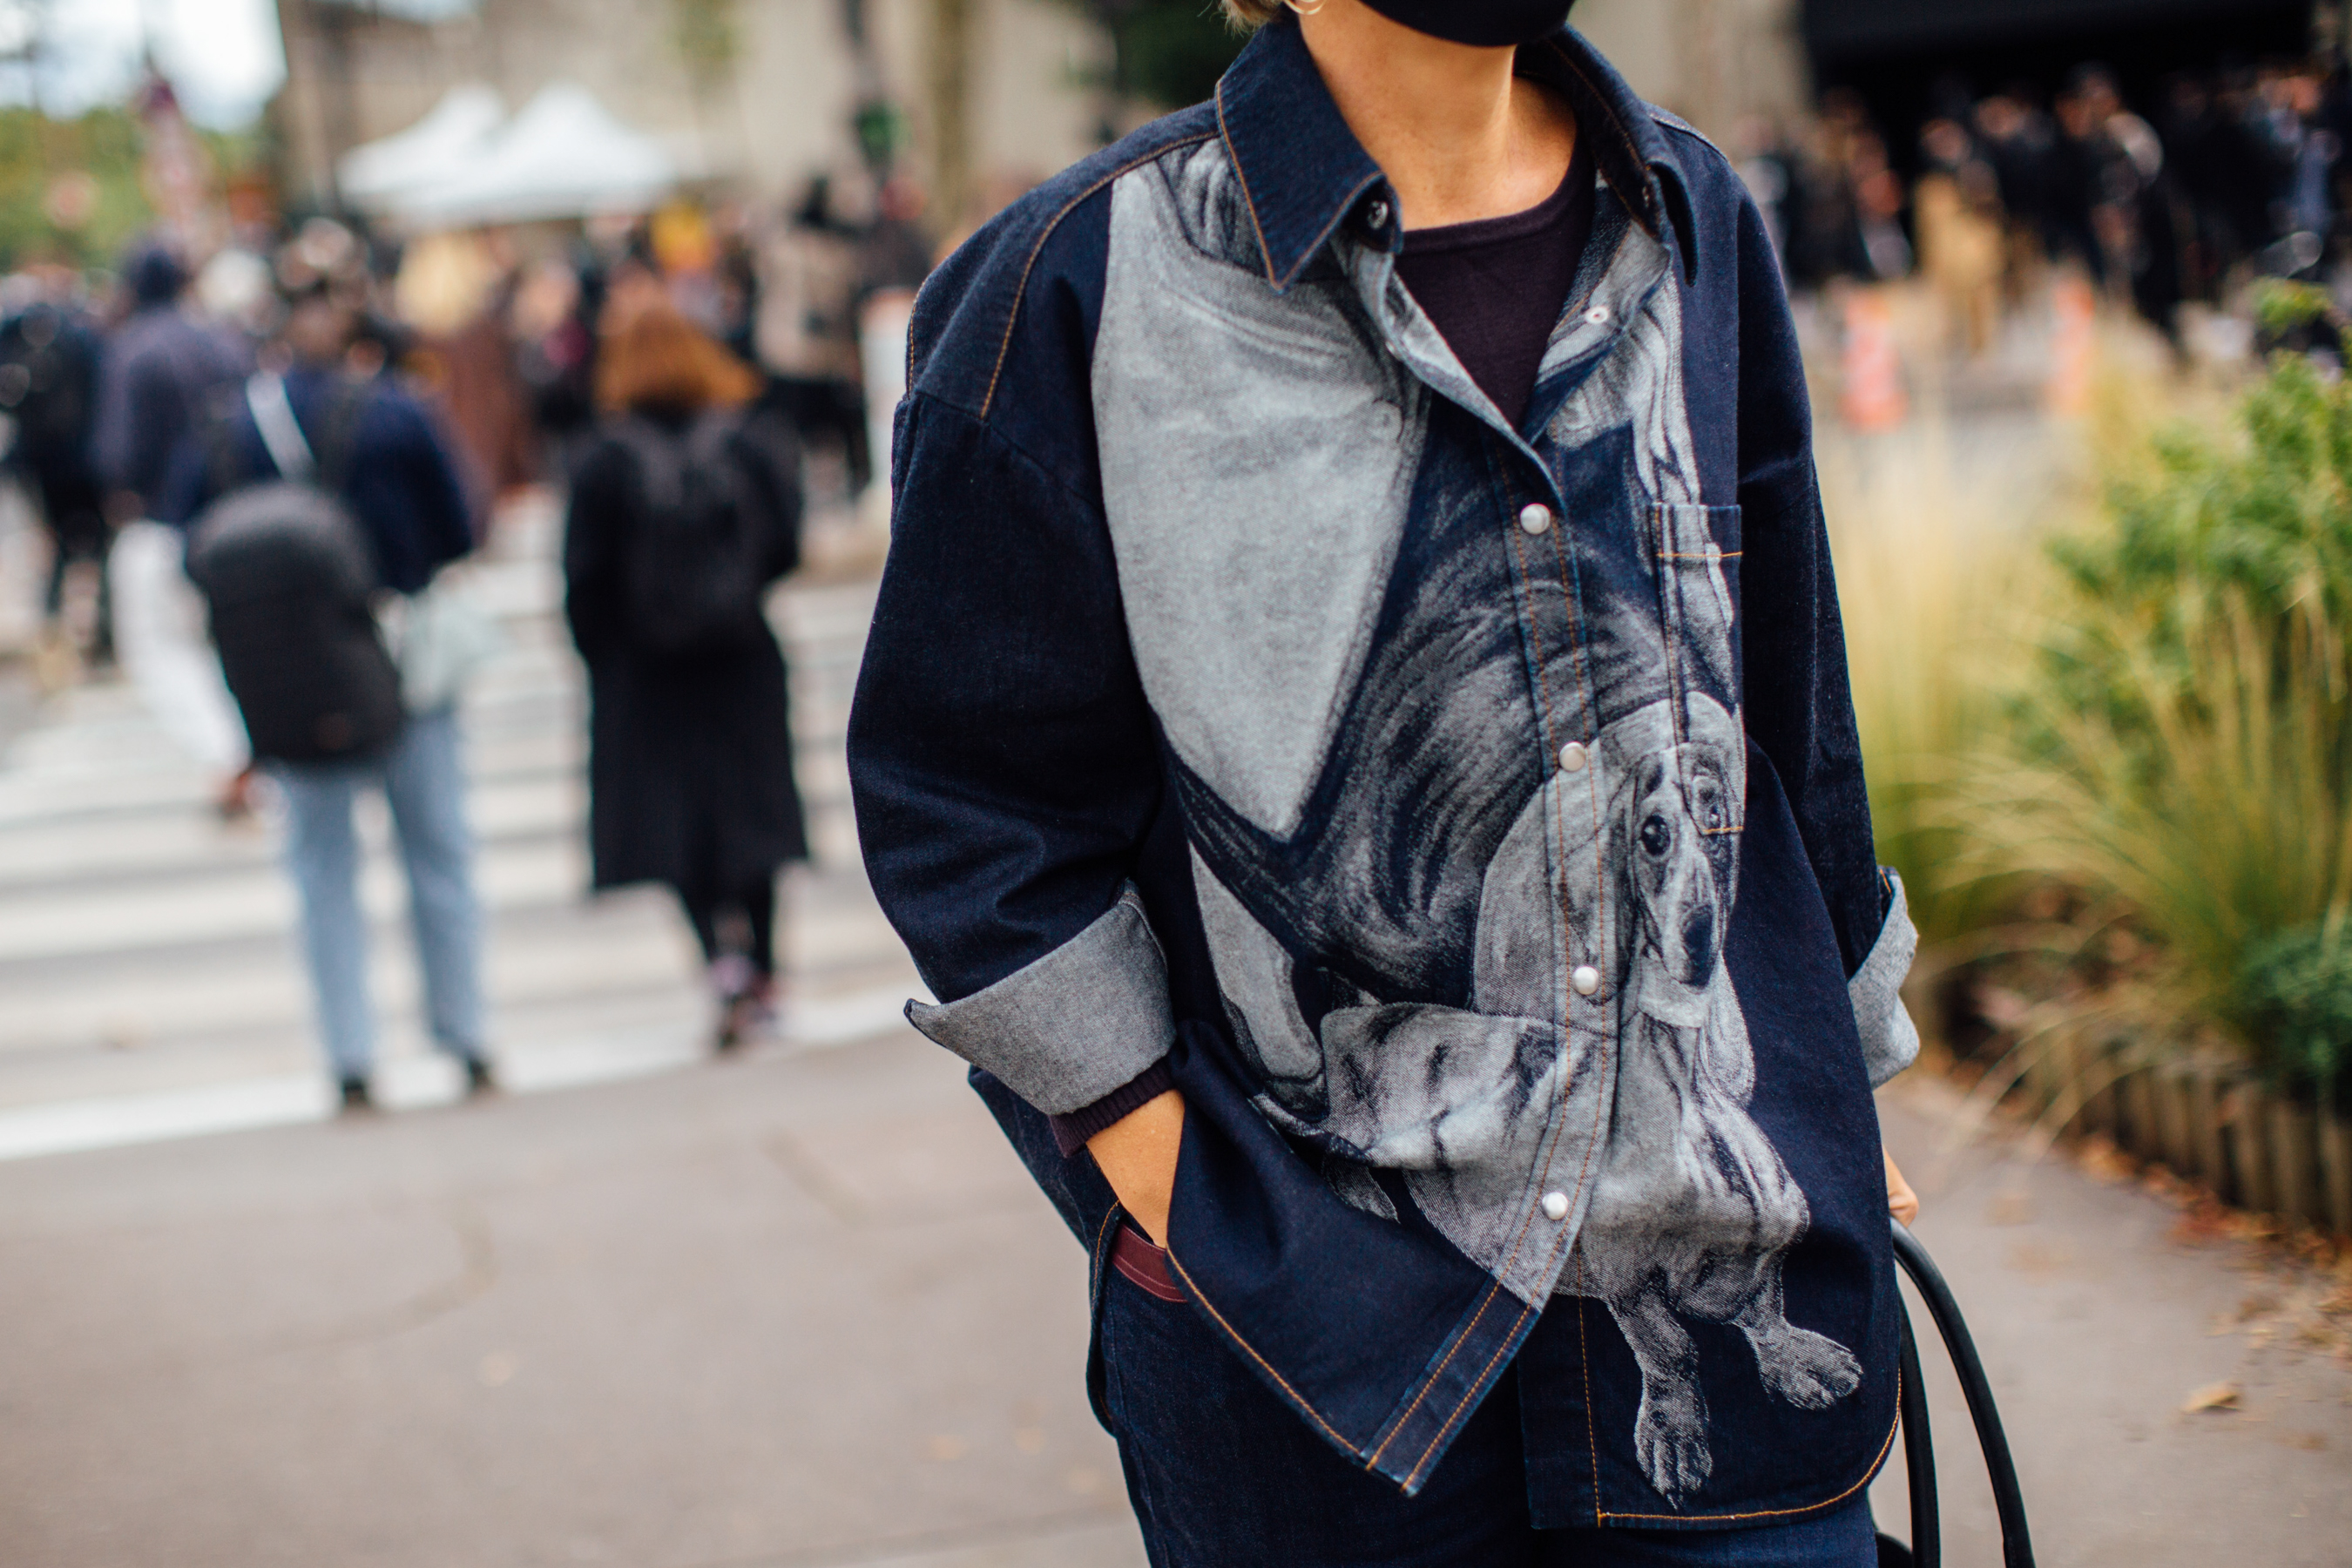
(156, 276), (491, 1113)
(0, 282), (112, 670)
(563, 301), (806, 1051)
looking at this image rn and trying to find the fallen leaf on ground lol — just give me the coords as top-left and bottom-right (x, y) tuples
(2181, 1382), (2240, 1413)
(2075, 1137), (2136, 1185)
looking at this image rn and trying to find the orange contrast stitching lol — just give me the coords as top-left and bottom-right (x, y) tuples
(1400, 1299), (1538, 1490)
(1595, 1395), (1903, 1524)
(1090, 1204), (1121, 1281)
(1213, 80), (1281, 288)
(1391, 481), (1596, 1484)
(1576, 1266), (1603, 1524)
(1365, 1281), (1509, 1470)
(977, 133), (1216, 420)
(1161, 1249), (1354, 1450)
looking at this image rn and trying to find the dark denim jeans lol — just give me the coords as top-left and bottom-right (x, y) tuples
(1098, 1233), (1880, 1568)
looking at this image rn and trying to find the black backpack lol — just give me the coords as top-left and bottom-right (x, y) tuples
(184, 375), (405, 764)
(610, 412), (770, 658)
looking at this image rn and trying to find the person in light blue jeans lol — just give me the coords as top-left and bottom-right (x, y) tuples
(158, 277), (490, 1111)
(271, 706), (489, 1105)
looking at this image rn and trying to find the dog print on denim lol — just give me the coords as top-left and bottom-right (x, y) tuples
(1092, 137), (1858, 1506)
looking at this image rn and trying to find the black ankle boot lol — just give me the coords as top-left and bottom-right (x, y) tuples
(462, 1056), (498, 1098)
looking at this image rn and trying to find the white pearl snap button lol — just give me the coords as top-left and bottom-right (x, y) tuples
(1542, 1191), (1571, 1220)
(1571, 964), (1601, 997)
(1585, 305), (1612, 325)
(1518, 504), (1553, 536)
(1558, 740), (1588, 773)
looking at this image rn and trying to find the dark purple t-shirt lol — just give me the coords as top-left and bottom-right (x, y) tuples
(1392, 135), (1598, 429)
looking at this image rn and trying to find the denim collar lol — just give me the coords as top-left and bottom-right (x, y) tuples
(1213, 17), (1699, 292)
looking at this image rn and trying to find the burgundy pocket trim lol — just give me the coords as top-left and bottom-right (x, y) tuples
(1112, 1221), (1186, 1302)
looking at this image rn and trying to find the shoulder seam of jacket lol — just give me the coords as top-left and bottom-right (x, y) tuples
(978, 132), (1218, 421)
(1646, 104), (1726, 159)
(905, 386), (1108, 523)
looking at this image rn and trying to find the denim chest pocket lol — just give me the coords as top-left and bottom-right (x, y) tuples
(1649, 502), (1742, 706)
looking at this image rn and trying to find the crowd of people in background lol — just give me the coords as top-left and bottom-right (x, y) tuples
(0, 159), (943, 686)
(1739, 54), (2351, 352)
(0, 155), (946, 1105)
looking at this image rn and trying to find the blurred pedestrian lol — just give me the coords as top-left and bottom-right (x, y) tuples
(2252, 64), (2339, 271)
(1971, 87), (2056, 301)
(563, 304), (806, 1051)
(755, 176), (872, 497)
(91, 243), (254, 810)
(0, 282), (111, 666)
(157, 278), (493, 1113)
(2075, 66), (2187, 343)
(90, 246), (248, 526)
(1916, 117), (2005, 355)
(1730, 116), (1797, 271)
(511, 257), (598, 464)
(2157, 73), (2243, 301)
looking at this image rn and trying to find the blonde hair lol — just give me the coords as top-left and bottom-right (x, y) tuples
(1220, 0), (1282, 28)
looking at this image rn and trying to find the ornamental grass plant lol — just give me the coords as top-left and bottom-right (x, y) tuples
(1819, 409), (2031, 960)
(1824, 304), (2352, 1146)
(1984, 349), (2352, 1115)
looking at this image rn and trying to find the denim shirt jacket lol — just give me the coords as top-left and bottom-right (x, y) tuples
(848, 17), (1922, 1529)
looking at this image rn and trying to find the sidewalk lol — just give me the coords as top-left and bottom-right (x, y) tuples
(1871, 1075), (2350, 1568)
(2, 1035), (2346, 1567)
(0, 1028), (1146, 1568)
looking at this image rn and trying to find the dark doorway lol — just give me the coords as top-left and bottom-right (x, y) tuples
(1802, 0), (2313, 159)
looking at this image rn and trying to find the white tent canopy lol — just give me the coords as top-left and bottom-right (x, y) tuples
(337, 84), (505, 212)
(388, 83), (677, 229)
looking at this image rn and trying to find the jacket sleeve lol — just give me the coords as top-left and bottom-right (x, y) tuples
(383, 393), (477, 589)
(846, 391), (1174, 1115)
(1729, 194), (1919, 1088)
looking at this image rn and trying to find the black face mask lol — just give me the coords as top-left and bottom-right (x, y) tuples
(1353, 0), (1577, 47)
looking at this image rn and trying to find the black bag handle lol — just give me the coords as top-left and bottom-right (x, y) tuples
(1885, 1220), (2037, 1568)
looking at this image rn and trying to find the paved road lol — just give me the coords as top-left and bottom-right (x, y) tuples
(0, 497), (2345, 1567)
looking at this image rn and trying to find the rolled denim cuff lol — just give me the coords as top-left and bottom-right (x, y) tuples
(905, 885), (1176, 1115)
(1850, 868), (1922, 1088)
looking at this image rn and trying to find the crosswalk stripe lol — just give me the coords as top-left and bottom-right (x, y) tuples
(0, 491), (914, 1158)
(0, 977), (931, 1161)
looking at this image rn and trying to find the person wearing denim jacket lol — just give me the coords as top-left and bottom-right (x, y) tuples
(848, 3), (1923, 1560)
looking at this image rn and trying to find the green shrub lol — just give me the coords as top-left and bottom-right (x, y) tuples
(2233, 922), (2352, 1112)
(1984, 353), (2352, 1096)
(2044, 353), (2352, 754)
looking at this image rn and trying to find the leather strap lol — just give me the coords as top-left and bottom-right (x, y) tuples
(1112, 1222), (1185, 1303)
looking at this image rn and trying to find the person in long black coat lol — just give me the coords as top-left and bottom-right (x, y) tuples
(563, 302), (807, 1048)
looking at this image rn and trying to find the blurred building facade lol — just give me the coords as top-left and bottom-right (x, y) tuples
(271, 0), (1110, 217)
(1577, 0), (1813, 138)
(269, 0), (2328, 230)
